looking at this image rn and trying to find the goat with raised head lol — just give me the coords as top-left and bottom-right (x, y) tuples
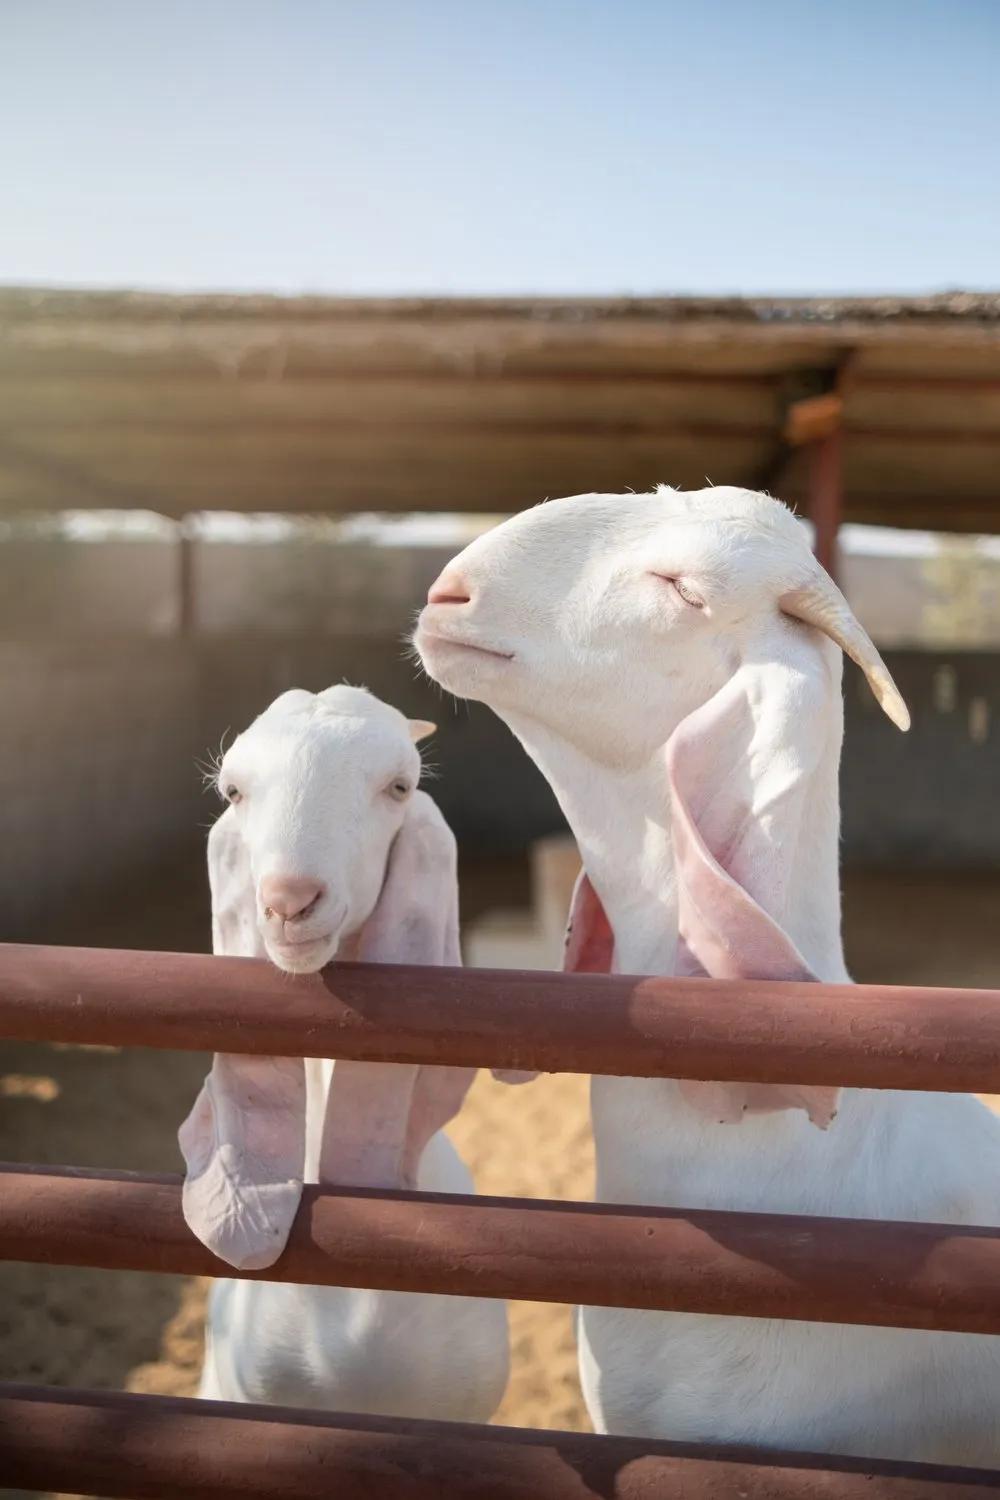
(415, 486), (1000, 1463)
(180, 684), (509, 1422)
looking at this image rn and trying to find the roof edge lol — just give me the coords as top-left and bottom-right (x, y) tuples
(1, 286), (999, 326)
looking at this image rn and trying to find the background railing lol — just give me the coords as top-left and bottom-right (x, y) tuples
(2, 943), (1000, 1497)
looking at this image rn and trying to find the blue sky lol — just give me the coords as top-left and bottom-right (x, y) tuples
(3, 0), (998, 296)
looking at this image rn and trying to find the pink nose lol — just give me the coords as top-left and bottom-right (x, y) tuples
(260, 875), (326, 923)
(427, 566), (472, 606)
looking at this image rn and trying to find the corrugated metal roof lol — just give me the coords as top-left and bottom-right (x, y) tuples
(2, 289), (998, 528)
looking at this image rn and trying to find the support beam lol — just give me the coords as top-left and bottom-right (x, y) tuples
(783, 358), (853, 579)
(809, 425), (844, 578)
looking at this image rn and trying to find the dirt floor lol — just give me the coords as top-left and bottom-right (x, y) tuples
(3, 861), (1000, 1499)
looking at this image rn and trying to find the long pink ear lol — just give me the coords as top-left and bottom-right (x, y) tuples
(559, 652), (841, 1130)
(665, 652), (841, 1129)
(318, 791), (478, 1190)
(178, 808), (307, 1270)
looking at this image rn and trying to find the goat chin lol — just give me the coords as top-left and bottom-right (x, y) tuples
(264, 933), (337, 974)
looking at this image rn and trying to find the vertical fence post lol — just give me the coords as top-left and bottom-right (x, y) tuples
(176, 514), (196, 635)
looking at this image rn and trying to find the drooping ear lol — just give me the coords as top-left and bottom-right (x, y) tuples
(781, 566), (910, 731)
(664, 639), (842, 1128)
(205, 804), (259, 958)
(408, 718), (437, 743)
(564, 869), (616, 974)
(356, 789), (460, 966)
(318, 790), (479, 1189)
(178, 806), (306, 1269)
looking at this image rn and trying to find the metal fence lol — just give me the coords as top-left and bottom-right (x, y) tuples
(2, 943), (1000, 1497)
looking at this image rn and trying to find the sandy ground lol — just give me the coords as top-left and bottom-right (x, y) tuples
(3, 862), (1000, 1499)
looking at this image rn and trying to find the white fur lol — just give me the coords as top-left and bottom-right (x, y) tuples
(415, 487), (1000, 1463)
(198, 1129), (506, 1421)
(193, 685), (509, 1422)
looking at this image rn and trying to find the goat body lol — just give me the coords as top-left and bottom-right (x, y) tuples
(200, 1080), (506, 1420)
(415, 486), (1000, 1463)
(183, 686), (508, 1423)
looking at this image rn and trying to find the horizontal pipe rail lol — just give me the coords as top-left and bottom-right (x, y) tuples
(2, 1386), (999, 1500)
(6, 1164), (1000, 1335)
(2, 943), (1000, 1090)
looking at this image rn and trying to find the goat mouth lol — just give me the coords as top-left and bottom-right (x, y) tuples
(266, 932), (336, 972)
(416, 628), (514, 664)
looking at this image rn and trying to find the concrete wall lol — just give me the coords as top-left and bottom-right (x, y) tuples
(842, 651), (998, 865)
(2, 633), (997, 942)
(0, 633), (563, 941)
(0, 533), (998, 941)
(0, 640), (202, 936)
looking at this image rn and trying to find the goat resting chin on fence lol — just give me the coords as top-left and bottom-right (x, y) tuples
(415, 482), (1000, 1466)
(178, 683), (511, 1422)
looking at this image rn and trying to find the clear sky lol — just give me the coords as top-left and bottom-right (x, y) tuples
(3, 0), (998, 296)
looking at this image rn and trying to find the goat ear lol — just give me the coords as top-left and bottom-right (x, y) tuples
(356, 789), (460, 966)
(665, 645), (840, 1129)
(563, 869), (616, 974)
(318, 791), (477, 1189)
(408, 718), (437, 743)
(178, 806), (306, 1269)
(205, 805), (259, 958)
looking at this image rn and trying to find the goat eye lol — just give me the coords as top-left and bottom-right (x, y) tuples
(653, 573), (705, 610)
(387, 778), (411, 802)
(224, 785), (242, 805)
(673, 579), (704, 608)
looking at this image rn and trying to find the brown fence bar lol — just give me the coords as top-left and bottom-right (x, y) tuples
(6, 1163), (1000, 1336)
(3, 943), (1000, 1091)
(4, 1385), (1000, 1500)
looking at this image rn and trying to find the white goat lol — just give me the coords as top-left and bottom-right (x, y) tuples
(415, 486), (1000, 1464)
(179, 684), (509, 1422)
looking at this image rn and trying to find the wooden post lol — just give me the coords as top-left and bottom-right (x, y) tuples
(782, 354), (854, 581)
(809, 425), (843, 580)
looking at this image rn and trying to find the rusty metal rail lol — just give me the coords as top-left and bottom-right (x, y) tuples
(5, 941), (1000, 1497)
(5, 1162), (1000, 1336)
(3, 941), (1000, 1090)
(4, 1386), (1000, 1500)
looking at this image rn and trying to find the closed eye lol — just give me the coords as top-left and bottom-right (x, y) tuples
(387, 777), (412, 802)
(651, 573), (705, 610)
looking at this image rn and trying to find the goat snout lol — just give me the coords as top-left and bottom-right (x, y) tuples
(426, 566), (473, 606)
(260, 875), (326, 924)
